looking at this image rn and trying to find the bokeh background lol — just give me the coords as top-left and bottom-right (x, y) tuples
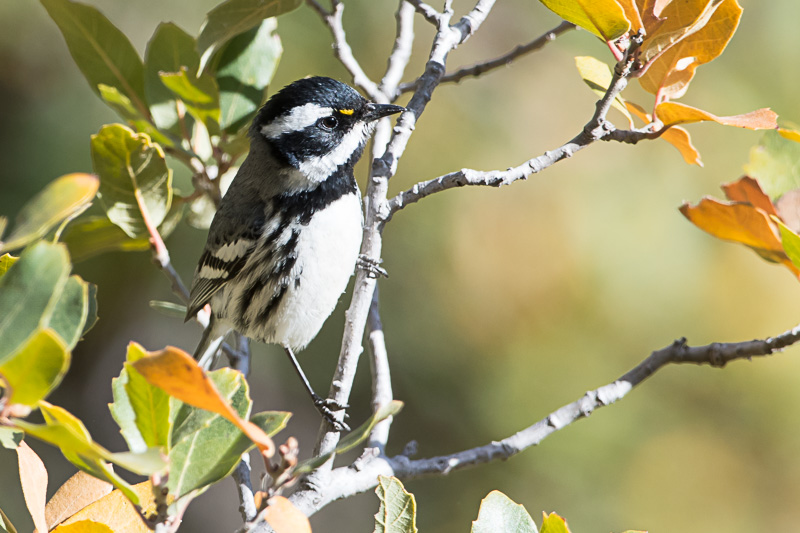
(2, 1), (800, 531)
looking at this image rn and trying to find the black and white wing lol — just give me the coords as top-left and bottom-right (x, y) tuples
(185, 202), (266, 320)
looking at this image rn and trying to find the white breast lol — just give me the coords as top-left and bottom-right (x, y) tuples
(268, 192), (363, 350)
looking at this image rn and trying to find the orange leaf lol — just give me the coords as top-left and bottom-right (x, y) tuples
(129, 344), (275, 457)
(18, 441), (48, 533)
(721, 176), (778, 217)
(626, 100), (702, 165)
(679, 198), (800, 277)
(262, 496), (311, 533)
(655, 102), (778, 130)
(616, 0), (644, 32)
(639, 0), (742, 98)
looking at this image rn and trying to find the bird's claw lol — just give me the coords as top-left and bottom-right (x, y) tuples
(357, 255), (389, 279)
(313, 395), (350, 432)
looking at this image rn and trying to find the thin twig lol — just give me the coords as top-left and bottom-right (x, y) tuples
(305, 0), (380, 100)
(407, 0), (441, 26)
(289, 322), (800, 516)
(367, 288), (393, 450)
(396, 21), (575, 95)
(233, 454), (257, 523)
(380, 0), (416, 97)
(385, 31), (653, 218)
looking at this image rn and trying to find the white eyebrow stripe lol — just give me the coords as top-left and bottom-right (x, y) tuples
(261, 103), (333, 138)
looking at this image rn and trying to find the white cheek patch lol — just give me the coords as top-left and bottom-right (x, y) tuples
(213, 239), (251, 261)
(298, 122), (372, 181)
(261, 103), (333, 138)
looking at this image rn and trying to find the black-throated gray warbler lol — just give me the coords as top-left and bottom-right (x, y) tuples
(186, 77), (404, 431)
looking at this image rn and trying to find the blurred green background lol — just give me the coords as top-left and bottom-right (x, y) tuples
(2, 1), (800, 531)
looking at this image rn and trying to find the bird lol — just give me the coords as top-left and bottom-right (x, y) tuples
(185, 76), (404, 431)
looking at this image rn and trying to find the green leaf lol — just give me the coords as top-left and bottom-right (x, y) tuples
(0, 254), (18, 278)
(0, 427), (24, 450)
(0, 507), (17, 533)
(40, 0), (148, 117)
(62, 216), (150, 263)
(540, 512), (570, 533)
(0, 174), (99, 253)
(109, 343), (171, 453)
(0, 242), (70, 365)
(776, 217), (800, 270)
(215, 18), (282, 132)
(471, 491), (538, 533)
(373, 476), (417, 533)
(83, 283), (98, 336)
(97, 84), (176, 148)
(48, 275), (89, 350)
(743, 130), (800, 200)
(167, 368), (288, 497)
(144, 23), (200, 135)
(196, 0), (301, 72)
(574, 56), (633, 127)
(91, 124), (173, 239)
(0, 328), (70, 407)
(159, 67), (221, 135)
(295, 400), (404, 475)
(12, 402), (165, 506)
(538, 0), (629, 41)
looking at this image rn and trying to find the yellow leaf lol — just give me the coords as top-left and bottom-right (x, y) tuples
(778, 128), (800, 143)
(540, 511), (571, 533)
(57, 481), (155, 533)
(639, 0), (742, 98)
(17, 441), (48, 533)
(45, 472), (112, 530)
(574, 56), (633, 126)
(53, 520), (114, 533)
(625, 101), (702, 165)
(616, 0), (643, 31)
(655, 102), (777, 130)
(538, 0), (630, 41)
(129, 344), (275, 457)
(263, 496), (311, 533)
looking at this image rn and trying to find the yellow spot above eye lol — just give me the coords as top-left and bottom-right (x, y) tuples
(338, 109), (354, 115)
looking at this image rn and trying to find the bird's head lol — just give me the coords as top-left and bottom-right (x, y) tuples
(251, 77), (404, 183)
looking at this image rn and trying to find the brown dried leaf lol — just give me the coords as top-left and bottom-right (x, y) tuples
(17, 441), (48, 533)
(58, 481), (154, 533)
(45, 471), (112, 530)
(263, 496), (311, 533)
(130, 344), (275, 456)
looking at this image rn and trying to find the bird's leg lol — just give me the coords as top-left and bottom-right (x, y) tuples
(357, 254), (389, 278)
(283, 346), (350, 432)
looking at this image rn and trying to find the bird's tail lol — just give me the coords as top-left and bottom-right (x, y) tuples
(193, 316), (229, 369)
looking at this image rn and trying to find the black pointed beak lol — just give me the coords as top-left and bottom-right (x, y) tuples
(364, 103), (405, 122)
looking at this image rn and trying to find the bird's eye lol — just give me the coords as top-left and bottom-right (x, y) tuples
(318, 116), (338, 131)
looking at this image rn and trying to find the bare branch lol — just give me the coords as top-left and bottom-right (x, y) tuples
(407, 0), (441, 26)
(397, 21), (575, 95)
(233, 454), (257, 523)
(290, 322), (800, 516)
(309, 0), (499, 466)
(306, 0), (380, 100)
(380, 1), (416, 96)
(386, 32), (653, 217)
(367, 288), (393, 450)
